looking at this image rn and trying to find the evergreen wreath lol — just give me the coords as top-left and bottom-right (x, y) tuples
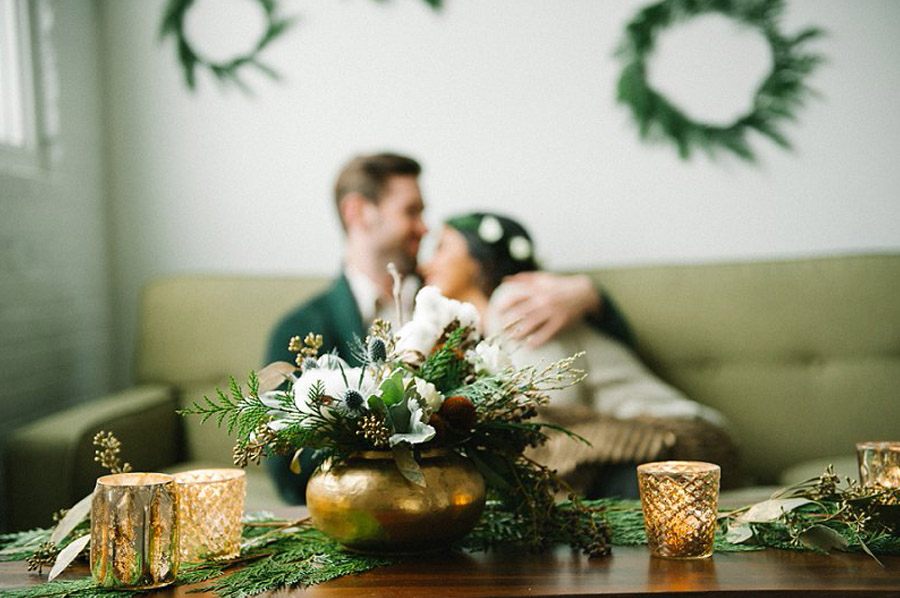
(616, 0), (825, 161)
(160, 0), (443, 92)
(160, 0), (295, 92)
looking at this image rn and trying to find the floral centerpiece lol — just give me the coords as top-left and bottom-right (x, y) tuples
(184, 285), (610, 555)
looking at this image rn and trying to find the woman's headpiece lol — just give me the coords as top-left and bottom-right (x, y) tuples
(445, 212), (538, 293)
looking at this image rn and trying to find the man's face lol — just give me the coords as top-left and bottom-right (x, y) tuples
(364, 175), (427, 275)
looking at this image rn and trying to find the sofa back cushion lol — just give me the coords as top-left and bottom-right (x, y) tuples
(592, 254), (899, 483)
(138, 276), (330, 386)
(137, 276), (331, 465)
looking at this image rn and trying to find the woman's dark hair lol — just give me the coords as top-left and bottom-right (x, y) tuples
(444, 212), (539, 295)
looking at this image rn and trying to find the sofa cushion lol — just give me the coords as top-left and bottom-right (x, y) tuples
(137, 276), (329, 388)
(592, 254), (900, 483)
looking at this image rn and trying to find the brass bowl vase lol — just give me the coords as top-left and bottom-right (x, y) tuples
(306, 449), (486, 553)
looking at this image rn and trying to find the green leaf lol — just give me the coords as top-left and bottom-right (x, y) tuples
(379, 370), (407, 407)
(387, 400), (411, 435)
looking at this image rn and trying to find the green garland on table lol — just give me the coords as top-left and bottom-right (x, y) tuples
(5, 488), (899, 597)
(616, 0), (825, 161)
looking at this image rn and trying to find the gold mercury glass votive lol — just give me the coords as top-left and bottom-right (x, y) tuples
(174, 468), (246, 562)
(857, 441), (900, 491)
(638, 461), (721, 559)
(90, 472), (178, 589)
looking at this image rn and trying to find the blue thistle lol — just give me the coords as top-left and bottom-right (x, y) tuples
(343, 389), (365, 411)
(301, 357), (318, 372)
(367, 337), (387, 363)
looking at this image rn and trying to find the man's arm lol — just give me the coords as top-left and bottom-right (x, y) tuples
(494, 271), (633, 348)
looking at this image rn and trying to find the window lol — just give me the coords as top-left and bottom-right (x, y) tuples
(0, 0), (43, 171)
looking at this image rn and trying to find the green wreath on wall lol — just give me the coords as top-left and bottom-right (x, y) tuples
(616, 0), (825, 161)
(160, 0), (442, 92)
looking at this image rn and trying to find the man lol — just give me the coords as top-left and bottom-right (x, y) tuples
(266, 152), (630, 503)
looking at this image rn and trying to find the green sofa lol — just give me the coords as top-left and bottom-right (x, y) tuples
(5, 254), (898, 531)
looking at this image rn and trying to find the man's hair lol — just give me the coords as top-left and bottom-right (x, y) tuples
(334, 153), (422, 228)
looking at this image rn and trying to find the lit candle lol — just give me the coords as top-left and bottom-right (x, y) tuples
(173, 469), (246, 562)
(637, 461), (720, 559)
(857, 442), (900, 490)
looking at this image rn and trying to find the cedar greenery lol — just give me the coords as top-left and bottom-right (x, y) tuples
(616, 0), (825, 161)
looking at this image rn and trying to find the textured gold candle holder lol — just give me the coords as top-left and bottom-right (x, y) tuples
(857, 441), (900, 492)
(90, 473), (178, 589)
(638, 461), (720, 559)
(174, 468), (246, 562)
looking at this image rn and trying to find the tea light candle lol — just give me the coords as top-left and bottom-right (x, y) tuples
(857, 441), (900, 490)
(637, 461), (720, 559)
(173, 468), (246, 562)
(90, 472), (178, 589)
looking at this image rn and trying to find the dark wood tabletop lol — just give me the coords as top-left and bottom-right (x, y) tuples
(3, 543), (899, 597)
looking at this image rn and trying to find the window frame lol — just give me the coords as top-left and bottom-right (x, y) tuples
(0, 0), (47, 175)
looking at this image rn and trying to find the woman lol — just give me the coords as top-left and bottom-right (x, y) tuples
(421, 212), (735, 496)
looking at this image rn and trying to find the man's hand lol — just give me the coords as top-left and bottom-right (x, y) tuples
(494, 272), (602, 348)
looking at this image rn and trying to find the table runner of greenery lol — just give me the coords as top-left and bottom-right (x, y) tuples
(3, 477), (898, 598)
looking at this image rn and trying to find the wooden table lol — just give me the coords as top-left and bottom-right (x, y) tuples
(3, 543), (899, 597)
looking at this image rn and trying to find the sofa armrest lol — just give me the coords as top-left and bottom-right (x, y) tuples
(3, 385), (180, 531)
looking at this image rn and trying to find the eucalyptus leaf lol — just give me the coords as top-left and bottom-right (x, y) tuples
(798, 525), (849, 554)
(735, 498), (812, 523)
(50, 493), (93, 546)
(47, 534), (90, 581)
(256, 361), (297, 393)
(289, 449), (303, 475)
(725, 523), (754, 544)
(391, 444), (425, 487)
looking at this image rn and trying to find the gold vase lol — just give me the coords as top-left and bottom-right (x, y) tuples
(306, 449), (486, 553)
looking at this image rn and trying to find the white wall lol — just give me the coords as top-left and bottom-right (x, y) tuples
(100, 0), (900, 384)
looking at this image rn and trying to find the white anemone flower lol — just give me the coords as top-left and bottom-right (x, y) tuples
(288, 361), (375, 421)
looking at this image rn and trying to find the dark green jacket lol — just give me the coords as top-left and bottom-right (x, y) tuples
(266, 274), (366, 367)
(264, 273), (633, 504)
(264, 275), (366, 504)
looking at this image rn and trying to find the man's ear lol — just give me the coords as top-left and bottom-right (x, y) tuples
(339, 193), (372, 231)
